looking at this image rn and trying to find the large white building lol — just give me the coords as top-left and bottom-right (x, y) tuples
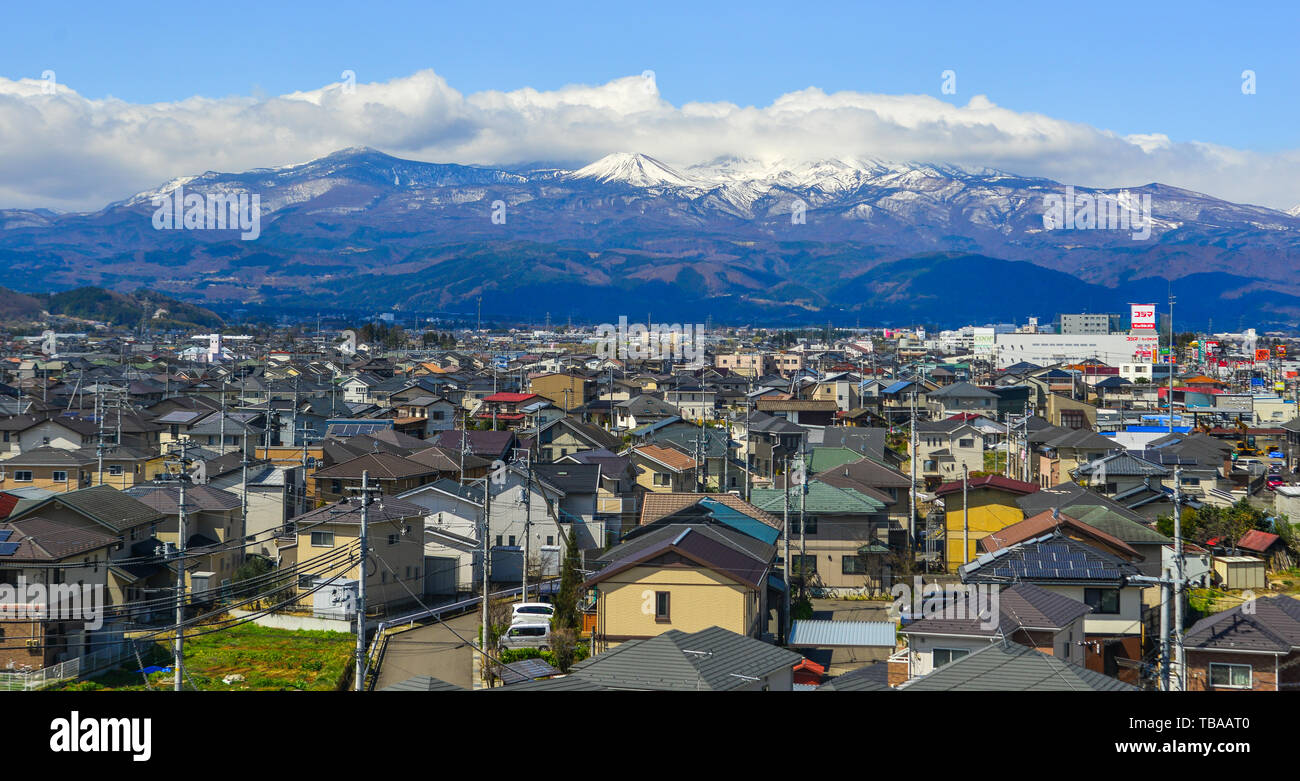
(994, 333), (1160, 368)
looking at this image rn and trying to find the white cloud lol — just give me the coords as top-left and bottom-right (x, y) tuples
(1, 69), (1297, 212)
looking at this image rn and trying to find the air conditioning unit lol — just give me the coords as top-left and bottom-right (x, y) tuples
(26, 639), (39, 648)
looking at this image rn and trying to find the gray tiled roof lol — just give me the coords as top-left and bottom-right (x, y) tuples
(902, 582), (1091, 638)
(818, 661), (890, 691)
(11, 485), (163, 533)
(379, 676), (466, 691)
(1184, 596), (1300, 653)
(900, 641), (1136, 691)
(564, 626), (803, 691)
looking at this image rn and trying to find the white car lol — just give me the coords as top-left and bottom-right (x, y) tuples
(511, 602), (555, 624)
(499, 622), (551, 651)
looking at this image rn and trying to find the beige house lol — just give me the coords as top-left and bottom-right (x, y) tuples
(289, 496), (428, 615)
(585, 524), (771, 648)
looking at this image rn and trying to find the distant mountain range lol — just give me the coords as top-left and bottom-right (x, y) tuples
(2, 146), (1299, 329)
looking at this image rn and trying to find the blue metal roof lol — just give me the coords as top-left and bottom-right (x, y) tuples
(882, 380), (914, 395)
(789, 620), (896, 648)
(698, 497), (781, 545)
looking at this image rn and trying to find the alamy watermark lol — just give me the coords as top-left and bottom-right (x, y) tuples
(891, 577), (1000, 631)
(0, 577), (104, 630)
(1042, 185), (1151, 241)
(152, 185), (261, 240)
(595, 316), (704, 362)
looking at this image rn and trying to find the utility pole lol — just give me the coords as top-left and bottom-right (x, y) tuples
(1160, 567), (1172, 692)
(798, 441), (807, 594)
(909, 385), (918, 549)
(164, 439), (195, 692)
(744, 376), (753, 502)
(349, 470), (381, 692)
(1172, 463), (1185, 691)
(520, 447), (532, 601)
(481, 472), (492, 684)
(1168, 294), (1176, 435)
(219, 377), (227, 456)
(782, 453), (791, 645)
(962, 463), (970, 567)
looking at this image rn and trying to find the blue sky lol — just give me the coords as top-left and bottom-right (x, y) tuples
(5, 1), (1294, 149)
(1, 1), (1298, 211)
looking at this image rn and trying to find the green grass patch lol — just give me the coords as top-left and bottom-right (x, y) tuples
(48, 622), (354, 691)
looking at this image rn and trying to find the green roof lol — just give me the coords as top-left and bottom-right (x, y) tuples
(1068, 504), (1171, 545)
(806, 447), (863, 474)
(751, 481), (886, 514)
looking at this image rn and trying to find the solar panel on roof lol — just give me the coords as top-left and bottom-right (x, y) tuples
(0, 530), (11, 543)
(0, 542), (18, 556)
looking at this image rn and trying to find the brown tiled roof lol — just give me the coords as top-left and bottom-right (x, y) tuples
(980, 510), (1140, 560)
(312, 451), (438, 480)
(639, 493), (781, 529)
(0, 516), (117, 561)
(632, 444), (697, 472)
(756, 399), (838, 412)
(934, 474), (1039, 498)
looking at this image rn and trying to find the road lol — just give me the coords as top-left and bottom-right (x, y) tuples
(371, 612), (481, 691)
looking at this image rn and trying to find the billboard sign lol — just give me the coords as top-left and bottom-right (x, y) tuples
(1255, 348), (1272, 362)
(1130, 304), (1157, 330)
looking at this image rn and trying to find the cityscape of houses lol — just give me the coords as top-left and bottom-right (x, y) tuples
(1, 306), (1297, 695)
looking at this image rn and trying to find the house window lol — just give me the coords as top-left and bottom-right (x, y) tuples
(311, 531), (335, 548)
(933, 648), (969, 668)
(653, 472), (670, 486)
(508, 535), (516, 546)
(791, 516), (818, 535)
(13, 471), (32, 482)
(331, 480), (342, 495)
(791, 555), (817, 576)
(654, 591), (670, 622)
(842, 555), (866, 575)
(546, 536), (554, 546)
(495, 535), (503, 547)
(1084, 588), (1121, 615)
(958, 439), (974, 449)
(1209, 663), (1252, 689)
(108, 465), (123, 476)
(387, 533), (398, 545)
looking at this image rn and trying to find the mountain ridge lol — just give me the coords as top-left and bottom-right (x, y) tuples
(2, 147), (1299, 328)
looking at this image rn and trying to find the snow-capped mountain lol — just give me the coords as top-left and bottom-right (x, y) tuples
(4, 146), (1300, 327)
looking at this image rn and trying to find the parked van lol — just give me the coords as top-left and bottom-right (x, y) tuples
(511, 602), (555, 624)
(499, 622), (551, 651)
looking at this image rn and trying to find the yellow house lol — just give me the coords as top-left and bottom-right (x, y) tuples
(584, 525), (770, 649)
(935, 475), (1039, 572)
(529, 372), (595, 411)
(288, 495), (428, 614)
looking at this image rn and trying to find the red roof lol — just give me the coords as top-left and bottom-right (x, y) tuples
(947, 412), (987, 422)
(792, 659), (826, 685)
(934, 475), (1040, 498)
(482, 392), (538, 404)
(1237, 530), (1281, 552)
(0, 492), (17, 520)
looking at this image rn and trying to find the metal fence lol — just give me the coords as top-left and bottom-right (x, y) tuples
(0, 638), (136, 691)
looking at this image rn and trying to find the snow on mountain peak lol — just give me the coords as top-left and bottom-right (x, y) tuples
(567, 153), (706, 188)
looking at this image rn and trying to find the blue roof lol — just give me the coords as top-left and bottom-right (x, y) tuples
(698, 497), (781, 545)
(789, 620), (896, 647)
(882, 380), (914, 395)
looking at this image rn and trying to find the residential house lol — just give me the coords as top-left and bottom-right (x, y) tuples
(959, 530), (1145, 677)
(935, 475), (1039, 572)
(896, 582), (1092, 681)
(291, 496), (428, 615)
(584, 524), (773, 647)
(1183, 595), (1300, 691)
